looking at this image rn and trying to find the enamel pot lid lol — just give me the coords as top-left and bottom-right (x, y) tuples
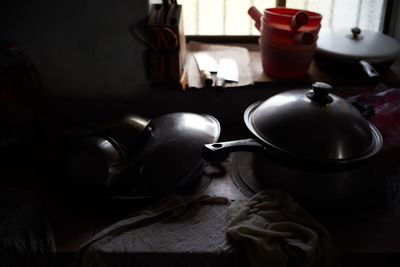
(316, 27), (400, 63)
(244, 82), (383, 165)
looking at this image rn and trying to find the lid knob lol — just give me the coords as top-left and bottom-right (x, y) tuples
(307, 82), (333, 104)
(351, 27), (362, 39)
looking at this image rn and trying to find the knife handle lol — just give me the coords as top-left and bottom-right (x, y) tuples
(200, 70), (213, 87)
(179, 69), (188, 91)
(215, 76), (225, 88)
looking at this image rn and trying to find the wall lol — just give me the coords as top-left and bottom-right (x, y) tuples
(389, 0), (400, 41)
(2, 1), (400, 131)
(388, 0), (400, 78)
(0, 0), (277, 129)
(0, 0), (246, 128)
(1, 0), (150, 98)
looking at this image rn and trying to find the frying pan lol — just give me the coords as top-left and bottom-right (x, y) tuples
(202, 82), (383, 171)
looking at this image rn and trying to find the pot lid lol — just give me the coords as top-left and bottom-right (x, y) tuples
(244, 82), (382, 163)
(129, 112), (220, 194)
(316, 27), (400, 63)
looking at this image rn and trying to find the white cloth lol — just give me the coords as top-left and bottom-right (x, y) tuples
(78, 194), (244, 267)
(227, 190), (338, 267)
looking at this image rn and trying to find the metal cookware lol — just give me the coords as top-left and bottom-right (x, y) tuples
(66, 113), (151, 190)
(101, 114), (151, 151)
(316, 27), (400, 77)
(203, 82), (385, 200)
(128, 112), (220, 195)
(250, 152), (381, 201)
(230, 151), (397, 204)
(67, 135), (126, 188)
(67, 112), (220, 197)
(202, 82), (383, 170)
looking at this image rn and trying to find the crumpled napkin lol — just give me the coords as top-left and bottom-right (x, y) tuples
(226, 190), (338, 267)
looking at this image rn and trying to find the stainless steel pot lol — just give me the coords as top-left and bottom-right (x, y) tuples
(203, 82), (384, 200)
(203, 82), (383, 170)
(316, 27), (400, 77)
(250, 152), (380, 200)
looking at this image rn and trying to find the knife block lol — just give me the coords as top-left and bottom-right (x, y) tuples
(147, 3), (186, 83)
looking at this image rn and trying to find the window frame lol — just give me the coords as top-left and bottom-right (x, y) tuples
(183, 0), (394, 43)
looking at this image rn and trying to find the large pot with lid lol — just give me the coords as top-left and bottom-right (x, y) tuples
(202, 82), (384, 200)
(316, 27), (400, 77)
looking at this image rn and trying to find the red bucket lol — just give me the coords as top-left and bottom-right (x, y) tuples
(259, 38), (316, 79)
(248, 6), (322, 32)
(249, 6), (322, 78)
(260, 18), (320, 45)
(263, 7), (322, 31)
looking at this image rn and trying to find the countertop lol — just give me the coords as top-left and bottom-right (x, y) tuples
(2, 43), (400, 266)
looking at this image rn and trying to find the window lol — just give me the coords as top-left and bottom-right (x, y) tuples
(150, 0), (387, 35)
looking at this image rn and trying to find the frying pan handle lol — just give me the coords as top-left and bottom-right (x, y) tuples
(202, 138), (265, 163)
(359, 60), (380, 78)
(349, 100), (375, 119)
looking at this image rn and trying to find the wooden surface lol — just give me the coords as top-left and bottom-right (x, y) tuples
(243, 43), (400, 86)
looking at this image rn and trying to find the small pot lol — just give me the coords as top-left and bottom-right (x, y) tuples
(203, 82), (383, 170)
(316, 27), (400, 77)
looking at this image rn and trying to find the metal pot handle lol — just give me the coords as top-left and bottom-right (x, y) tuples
(359, 60), (380, 78)
(202, 138), (265, 163)
(349, 100), (375, 120)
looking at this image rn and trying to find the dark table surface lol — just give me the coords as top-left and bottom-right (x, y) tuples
(2, 53), (400, 266)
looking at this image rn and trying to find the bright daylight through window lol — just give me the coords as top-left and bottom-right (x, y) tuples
(149, 0), (387, 35)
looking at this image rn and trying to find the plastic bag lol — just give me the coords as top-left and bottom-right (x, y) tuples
(347, 84), (400, 152)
